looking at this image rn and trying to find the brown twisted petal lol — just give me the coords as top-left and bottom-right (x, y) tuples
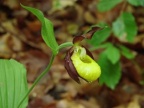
(82, 26), (100, 39)
(73, 27), (101, 44)
(73, 36), (85, 44)
(83, 46), (94, 59)
(64, 47), (80, 83)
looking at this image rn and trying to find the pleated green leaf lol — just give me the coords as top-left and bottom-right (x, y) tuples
(0, 59), (28, 108)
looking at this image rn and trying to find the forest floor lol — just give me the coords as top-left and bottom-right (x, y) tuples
(0, 0), (144, 108)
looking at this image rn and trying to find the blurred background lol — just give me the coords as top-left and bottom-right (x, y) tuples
(0, 0), (144, 108)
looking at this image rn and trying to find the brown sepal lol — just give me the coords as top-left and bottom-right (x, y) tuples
(73, 26), (101, 44)
(73, 36), (85, 44)
(82, 26), (100, 39)
(64, 47), (80, 83)
(84, 46), (94, 59)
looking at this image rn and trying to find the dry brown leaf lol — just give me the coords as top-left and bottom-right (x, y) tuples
(56, 99), (85, 108)
(127, 95), (141, 108)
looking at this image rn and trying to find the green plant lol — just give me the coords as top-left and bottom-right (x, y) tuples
(0, 59), (28, 108)
(0, 4), (102, 108)
(86, 0), (142, 89)
(0, 0), (142, 107)
(97, 0), (144, 12)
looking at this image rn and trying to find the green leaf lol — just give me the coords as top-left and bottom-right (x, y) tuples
(112, 12), (138, 42)
(139, 0), (144, 6)
(128, 0), (144, 6)
(118, 45), (135, 59)
(97, 0), (122, 12)
(90, 42), (112, 51)
(98, 53), (121, 89)
(87, 26), (111, 46)
(0, 59), (28, 108)
(104, 44), (120, 64)
(21, 4), (59, 55)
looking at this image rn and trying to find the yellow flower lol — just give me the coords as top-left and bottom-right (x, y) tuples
(64, 36), (101, 83)
(71, 46), (101, 82)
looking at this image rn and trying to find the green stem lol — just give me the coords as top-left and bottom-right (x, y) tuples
(58, 42), (73, 50)
(17, 54), (56, 108)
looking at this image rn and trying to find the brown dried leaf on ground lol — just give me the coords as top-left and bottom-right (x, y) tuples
(15, 50), (49, 82)
(1, 0), (144, 108)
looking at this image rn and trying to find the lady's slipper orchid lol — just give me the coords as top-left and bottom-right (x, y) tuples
(64, 35), (101, 83)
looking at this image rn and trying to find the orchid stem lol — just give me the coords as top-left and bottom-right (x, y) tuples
(17, 54), (56, 108)
(58, 42), (73, 50)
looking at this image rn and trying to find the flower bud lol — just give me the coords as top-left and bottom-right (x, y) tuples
(64, 45), (101, 83)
